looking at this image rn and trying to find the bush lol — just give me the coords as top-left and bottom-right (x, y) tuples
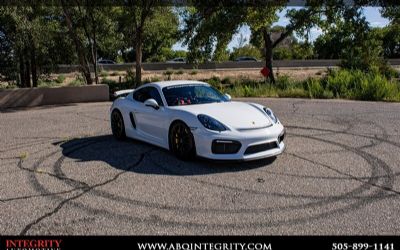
(102, 78), (133, 98)
(175, 69), (184, 75)
(205, 76), (222, 89)
(69, 75), (85, 87)
(304, 78), (325, 98)
(323, 69), (399, 101)
(164, 68), (174, 76)
(276, 75), (296, 90)
(125, 70), (136, 85)
(100, 71), (109, 77)
(55, 74), (66, 84)
(277, 88), (309, 98)
(189, 70), (198, 75)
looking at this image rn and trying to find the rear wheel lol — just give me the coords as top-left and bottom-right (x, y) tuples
(169, 121), (196, 160)
(111, 109), (126, 140)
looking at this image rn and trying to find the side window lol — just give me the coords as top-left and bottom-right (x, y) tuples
(132, 87), (163, 106)
(132, 88), (149, 103)
(148, 87), (164, 106)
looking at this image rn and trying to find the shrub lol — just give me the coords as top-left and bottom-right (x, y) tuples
(125, 70), (136, 85)
(69, 75), (85, 87)
(99, 71), (109, 77)
(164, 68), (174, 76)
(206, 76), (222, 89)
(102, 78), (133, 98)
(276, 75), (295, 90)
(55, 74), (66, 84)
(277, 88), (309, 98)
(189, 70), (198, 75)
(304, 78), (325, 98)
(175, 69), (184, 75)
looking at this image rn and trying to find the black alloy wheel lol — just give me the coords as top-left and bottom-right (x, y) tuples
(169, 121), (196, 160)
(111, 110), (126, 140)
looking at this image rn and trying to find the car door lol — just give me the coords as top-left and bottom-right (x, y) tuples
(132, 87), (168, 146)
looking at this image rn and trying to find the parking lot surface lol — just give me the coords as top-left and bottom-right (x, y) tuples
(1, 98), (399, 235)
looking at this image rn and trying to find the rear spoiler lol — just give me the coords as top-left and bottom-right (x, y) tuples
(113, 89), (135, 100)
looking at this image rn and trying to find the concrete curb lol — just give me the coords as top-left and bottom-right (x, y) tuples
(0, 84), (109, 109)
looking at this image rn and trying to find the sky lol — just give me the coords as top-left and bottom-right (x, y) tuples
(172, 7), (390, 52)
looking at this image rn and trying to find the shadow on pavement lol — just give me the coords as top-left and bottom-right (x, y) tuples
(59, 135), (276, 176)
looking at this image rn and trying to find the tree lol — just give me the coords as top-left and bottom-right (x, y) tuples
(60, 2), (119, 85)
(181, 5), (249, 64)
(122, 0), (158, 86)
(0, 6), (75, 87)
(181, 1), (321, 83)
(229, 44), (262, 61)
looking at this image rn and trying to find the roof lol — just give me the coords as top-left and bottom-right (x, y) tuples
(148, 80), (208, 88)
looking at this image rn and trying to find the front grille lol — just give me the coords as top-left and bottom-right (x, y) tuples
(244, 141), (278, 155)
(212, 140), (241, 154)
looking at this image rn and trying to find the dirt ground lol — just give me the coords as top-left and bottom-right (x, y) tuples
(2, 66), (399, 87)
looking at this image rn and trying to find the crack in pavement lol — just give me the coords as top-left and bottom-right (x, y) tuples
(19, 150), (148, 235)
(287, 152), (400, 196)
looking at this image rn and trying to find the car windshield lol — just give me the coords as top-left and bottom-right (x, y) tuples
(162, 84), (228, 106)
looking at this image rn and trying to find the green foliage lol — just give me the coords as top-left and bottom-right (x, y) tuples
(175, 69), (184, 75)
(99, 71), (109, 77)
(118, 7), (179, 63)
(199, 69), (400, 102)
(323, 69), (398, 101)
(102, 78), (132, 97)
(189, 70), (198, 75)
(125, 70), (136, 85)
(230, 44), (262, 61)
(55, 74), (66, 84)
(69, 75), (85, 86)
(164, 68), (174, 76)
(273, 47), (292, 60)
(205, 76), (222, 90)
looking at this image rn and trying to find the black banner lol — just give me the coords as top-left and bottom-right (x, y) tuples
(1, 236), (400, 250)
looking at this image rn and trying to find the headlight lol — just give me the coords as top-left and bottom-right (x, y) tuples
(263, 107), (278, 123)
(197, 114), (227, 131)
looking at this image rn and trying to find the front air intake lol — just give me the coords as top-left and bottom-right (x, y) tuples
(244, 142), (278, 155)
(211, 140), (241, 154)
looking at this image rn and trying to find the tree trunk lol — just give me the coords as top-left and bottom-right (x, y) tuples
(263, 29), (275, 84)
(61, 1), (93, 85)
(30, 42), (38, 88)
(24, 50), (31, 88)
(135, 27), (143, 87)
(19, 53), (27, 88)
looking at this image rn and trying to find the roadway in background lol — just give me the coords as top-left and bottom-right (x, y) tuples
(56, 59), (400, 73)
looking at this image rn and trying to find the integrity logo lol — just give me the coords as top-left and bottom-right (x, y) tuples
(5, 239), (62, 250)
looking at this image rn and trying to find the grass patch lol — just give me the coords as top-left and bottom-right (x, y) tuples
(55, 74), (66, 84)
(69, 75), (85, 86)
(99, 71), (109, 77)
(203, 69), (400, 102)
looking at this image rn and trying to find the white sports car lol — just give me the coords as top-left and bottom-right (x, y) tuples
(110, 80), (285, 161)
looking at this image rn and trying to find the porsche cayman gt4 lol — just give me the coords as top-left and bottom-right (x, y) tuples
(110, 80), (285, 161)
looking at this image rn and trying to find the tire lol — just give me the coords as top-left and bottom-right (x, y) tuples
(111, 109), (126, 140)
(169, 121), (196, 160)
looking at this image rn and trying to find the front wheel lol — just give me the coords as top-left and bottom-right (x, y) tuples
(111, 109), (126, 140)
(169, 121), (196, 160)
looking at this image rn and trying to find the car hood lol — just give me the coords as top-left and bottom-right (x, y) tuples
(171, 101), (272, 130)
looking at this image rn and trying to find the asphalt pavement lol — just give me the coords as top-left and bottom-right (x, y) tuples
(1, 98), (400, 235)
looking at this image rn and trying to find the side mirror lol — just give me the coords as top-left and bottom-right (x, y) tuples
(144, 98), (159, 110)
(224, 93), (232, 101)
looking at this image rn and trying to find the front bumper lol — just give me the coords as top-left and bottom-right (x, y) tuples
(193, 123), (285, 161)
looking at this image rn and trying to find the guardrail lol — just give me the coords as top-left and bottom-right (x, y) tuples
(56, 59), (400, 73)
